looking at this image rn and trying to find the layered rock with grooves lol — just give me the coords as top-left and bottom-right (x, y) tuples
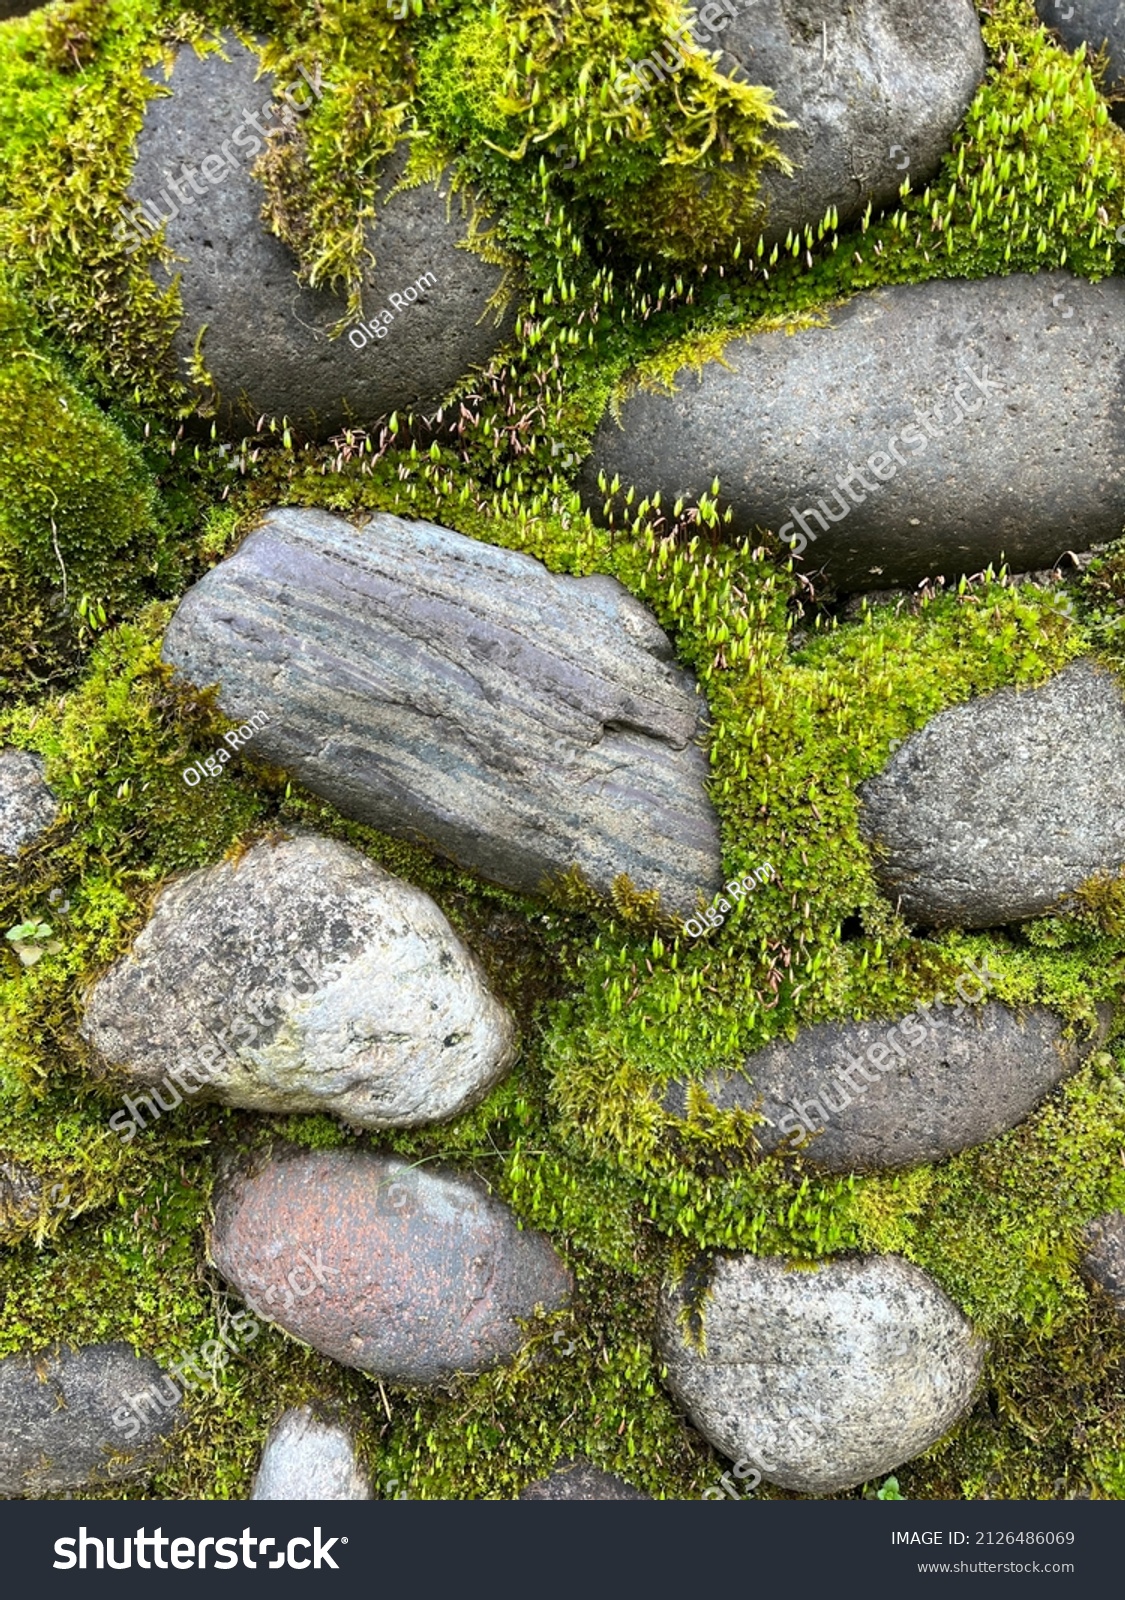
(666, 998), (1107, 1173)
(161, 508), (722, 917)
(859, 660), (1125, 928)
(81, 834), (516, 1131)
(210, 1148), (572, 1383)
(582, 274), (1125, 590)
(658, 1254), (984, 1494)
(0, 1344), (179, 1496)
(126, 35), (513, 439)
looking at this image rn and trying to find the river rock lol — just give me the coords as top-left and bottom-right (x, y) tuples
(209, 1147), (571, 1383)
(718, 0), (984, 248)
(125, 35), (513, 440)
(82, 833), (516, 1132)
(859, 660), (1125, 928)
(0, 1343), (178, 1496)
(161, 507), (721, 918)
(666, 996), (1107, 1173)
(581, 273), (1125, 591)
(1036, 2), (1125, 118)
(658, 1253), (983, 1494)
(0, 749), (58, 858)
(251, 1406), (371, 1499)
(519, 1459), (650, 1500)
(1081, 1211), (1125, 1322)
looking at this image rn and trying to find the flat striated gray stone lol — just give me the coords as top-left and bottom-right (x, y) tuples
(126, 35), (513, 439)
(859, 660), (1125, 928)
(0, 749), (58, 858)
(0, 1343), (179, 1496)
(161, 507), (722, 918)
(251, 1406), (371, 1499)
(210, 1147), (572, 1384)
(581, 273), (1125, 591)
(658, 1253), (984, 1494)
(719, 0), (984, 248)
(666, 995), (1107, 1173)
(82, 833), (516, 1131)
(1036, 2), (1125, 119)
(1081, 1211), (1125, 1323)
(519, 1459), (650, 1500)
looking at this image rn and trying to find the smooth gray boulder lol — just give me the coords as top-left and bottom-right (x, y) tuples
(161, 508), (722, 918)
(251, 1406), (371, 1499)
(666, 993), (1107, 1173)
(210, 1147), (571, 1383)
(582, 273), (1125, 591)
(1081, 1211), (1125, 1322)
(82, 833), (516, 1132)
(0, 749), (58, 857)
(658, 1254), (984, 1494)
(1036, 2), (1125, 118)
(719, 0), (984, 248)
(519, 1459), (650, 1500)
(0, 1343), (178, 1496)
(859, 660), (1125, 928)
(124, 35), (513, 439)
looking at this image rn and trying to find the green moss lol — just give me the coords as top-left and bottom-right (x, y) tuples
(0, 282), (174, 696)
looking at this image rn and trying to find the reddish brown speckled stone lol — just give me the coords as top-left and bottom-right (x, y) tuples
(209, 1148), (571, 1384)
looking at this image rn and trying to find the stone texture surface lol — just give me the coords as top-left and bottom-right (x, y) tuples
(0, 1159), (40, 1236)
(127, 35), (513, 439)
(210, 1147), (572, 1384)
(519, 1459), (650, 1500)
(1081, 1211), (1125, 1322)
(581, 273), (1125, 591)
(0, 748), (58, 858)
(1036, 1), (1125, 117)
(658, 1253), (984, 1495)
(666, 1000), (1107, 1173)
(0, 1343), (178, 1496)
(162, 507), (722, 917)
(859, 660), (1125, 928)
(82, 833), (516, 1130)
(720, 0), (985, 248)
(251, 1406), (371, 1499)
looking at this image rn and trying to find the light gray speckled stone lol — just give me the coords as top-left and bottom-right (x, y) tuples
(81, 834), (516, 1130)
(161, 507), (722, 918)
(582, 274), (1125, 591)
(719, 0), (985, 248)
(0, 749), (58, 858)
(0, 1343), (179, 1497)
(127, 35), (514, 439)
(859, 660), (1125, 928)
(251, 1406), (371, 1500)
(659, 1254), (984, 1495)
(665, 998), (1108, 1173)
